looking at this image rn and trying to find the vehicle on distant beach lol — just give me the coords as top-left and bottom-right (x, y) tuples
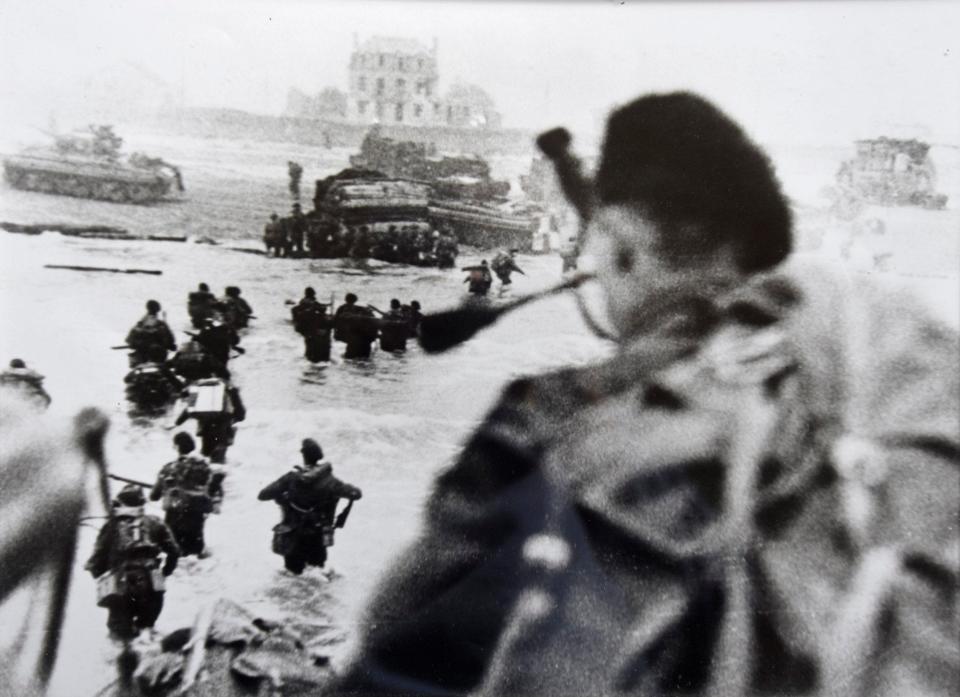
(2, 125), (184, 204)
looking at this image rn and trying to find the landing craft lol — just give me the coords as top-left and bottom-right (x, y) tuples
(3, 125), (184, 204)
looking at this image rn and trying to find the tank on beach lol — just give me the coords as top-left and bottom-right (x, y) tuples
(348, 126), (538, 250)
(2, 125), (185, 205)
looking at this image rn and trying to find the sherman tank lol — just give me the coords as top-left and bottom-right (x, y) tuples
(836, 137), (947, 209)
(3, 125), (184, 204)
(349, 126), (511, 202)
(301, 168), (437, 263)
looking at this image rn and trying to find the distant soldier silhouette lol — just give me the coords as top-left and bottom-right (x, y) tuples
(288, 161), (304, 200)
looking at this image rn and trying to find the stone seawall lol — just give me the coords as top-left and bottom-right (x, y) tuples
(150, 108), (534, 156)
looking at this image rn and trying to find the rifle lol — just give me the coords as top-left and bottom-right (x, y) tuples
(107, 473), (153, 488)
(335, 500), (355, 529)
(111, 345), (130, 350)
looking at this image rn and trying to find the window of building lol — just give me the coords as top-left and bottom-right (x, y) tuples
(447, 105), (453, 123)
(376, 78), (385, 95)
(375, 102), (384, 119)
(358, 101), (368, 115)
(414, 103), (423, 118)
(396, 78), (405, 91)
(425, 82), (432, 97)
(399, 57), (405, 71)
(378, 54), (385, 67)
(434, 102), (441, 115)
(358, 77), (366, 92)
(395, 103), (405, 122)
(418, 59), (423, 70)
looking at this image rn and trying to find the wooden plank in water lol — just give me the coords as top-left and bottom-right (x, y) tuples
(44, 264), (162, 275)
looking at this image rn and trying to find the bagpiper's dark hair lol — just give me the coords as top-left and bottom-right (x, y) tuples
(595, 92), (792, 273)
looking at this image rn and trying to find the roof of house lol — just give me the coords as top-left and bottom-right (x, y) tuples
(357, 36), (431, 56)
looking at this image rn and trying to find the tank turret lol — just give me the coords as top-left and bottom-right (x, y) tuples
(2, 125), (184, 204)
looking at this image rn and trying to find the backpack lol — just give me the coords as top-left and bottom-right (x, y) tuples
(113, 516), (158, 558)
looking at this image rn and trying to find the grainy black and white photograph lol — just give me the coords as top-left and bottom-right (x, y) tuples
(0, 1), (957, 695)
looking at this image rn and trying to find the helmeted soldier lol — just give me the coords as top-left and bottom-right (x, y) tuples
(0, 358), (51, 409)
(334, 293), (378, 359)
(329, 92), (960, 697)
(257, 439), (362, 575)
(125, 300), (176, 366)
(187, 283), (217, 329)
(218, 286), (254, 330)
(463, 260), (493, 297)
(377, 299), (408, 353)
(85, 485), (180, 641)
(195, 316), (241, 366)
(168, 338), (230, 382)
(288, 202), (307, 256)
(149, 432), (224, 557)
(490, 249), (525, 288)
(264, 213), (283, 256)
(291, 287), (333, 362)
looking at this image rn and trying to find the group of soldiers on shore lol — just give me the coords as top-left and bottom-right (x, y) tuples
(291, 288), (424, 361)
(263, 207), (459, 268)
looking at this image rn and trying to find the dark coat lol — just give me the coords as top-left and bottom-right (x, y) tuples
(328, 263), (959, 697)
(258, 464), (362, 530)
(86, 510), (181, 578)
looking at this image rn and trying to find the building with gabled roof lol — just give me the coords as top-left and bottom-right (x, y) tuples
(344, 35), (501, 129)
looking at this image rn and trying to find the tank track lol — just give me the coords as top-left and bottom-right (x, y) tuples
(3, 164), (170, 204)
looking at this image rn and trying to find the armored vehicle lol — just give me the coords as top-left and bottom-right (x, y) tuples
(3, 125), (184, 204)
(349, 126), (510, 202)
(837, 137), (947, 209)
(301, 168), (436, 263)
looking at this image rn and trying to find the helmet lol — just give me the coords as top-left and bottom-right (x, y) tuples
(146, 300), (161, 314)
(199, 283), (210, 292)
(345, 293), (358, 304)
(9, 358), (26, 369)
(390, 298), (401, 309)
(115, 484), (145, 507)
(304, 287), (316, 298)
(300, 438), (323, 462)
(173, 431), (196, 453)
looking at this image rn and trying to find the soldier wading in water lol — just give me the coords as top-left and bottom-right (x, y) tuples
(327, 92), (959, 696)
(258, 439), (362, 575)
(86, 485), (180, 641)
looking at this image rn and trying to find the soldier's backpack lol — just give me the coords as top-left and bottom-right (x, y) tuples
(162, 456), (214, 514)
(112, 515), (159, 560)
(127, 318), (167, 351)
(97, 517), (163, 606)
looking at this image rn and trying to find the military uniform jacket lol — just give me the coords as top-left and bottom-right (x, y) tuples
(150, 455), (213, 499)
(330, 263), (959, 697)
(258, 464), (362, 530)
(125, 314), (176, 353)
(86, 510), (180, 578)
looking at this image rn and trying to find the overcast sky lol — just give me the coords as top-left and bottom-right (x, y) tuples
(1, 0), (958, 147)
